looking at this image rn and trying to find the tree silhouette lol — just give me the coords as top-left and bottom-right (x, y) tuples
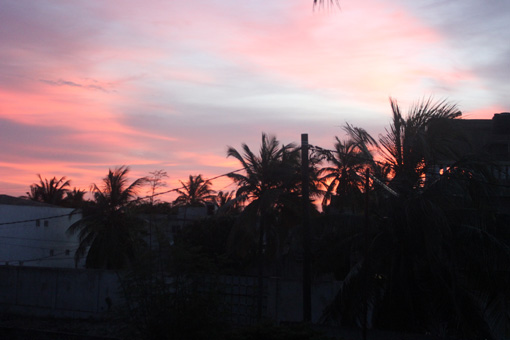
(26, 175), (70, 205)
(173, 174), (214, 207)
(379, 97), (463, 195)
(319, 124), (378, 212)
(213, 190), (240, 215)
(63, 188), (87, 208)
(146, 169), (168, 205)
(68, 166), (147, 269)
(321, 99), (510, 339)
(226, 133), (305, 262)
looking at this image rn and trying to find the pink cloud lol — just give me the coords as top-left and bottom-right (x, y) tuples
(175, 152), (240, 169)
(1, 0), (506, 202)
(187, 0), (476, 104)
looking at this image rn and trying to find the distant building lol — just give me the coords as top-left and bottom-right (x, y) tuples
(137, 204), (215, 250)
(169, 205), (215, 237)
(434, 113), (510, 209)
(454, 112), (510, 165)
(0, 195), (83, 268)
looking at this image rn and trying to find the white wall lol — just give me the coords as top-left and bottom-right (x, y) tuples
(0, 204), (83, 268)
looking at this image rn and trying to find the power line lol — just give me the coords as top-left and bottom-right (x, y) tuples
(0, 242), (76, 250)
(0, 235), (78, 244)
(0, 249), (78, 265)
(136, 168), (245, 201)
(3, 155), (508, 229)
(0, 213), (73, 227)
(0, 168), (246, 227)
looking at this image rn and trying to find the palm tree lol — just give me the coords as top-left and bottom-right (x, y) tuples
(314, 0), (339, 8)
(63, 188), (87, 208)
(319, 124), (378, 212)
(379, 97), (463, 195)
(226, 133), (304, 260)
(214, 190), (235, 207)
(173, 175), (215, 207)
(26, 175), (70, 205)
(321, 100), (510, 338)
(323, 165), (510, 339)
(67, 166), (147, 269)
(213, 190), (240, 215)
(227, 133), (308, 320)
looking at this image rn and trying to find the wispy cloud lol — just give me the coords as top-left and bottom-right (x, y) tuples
(39, 78), (113, 92)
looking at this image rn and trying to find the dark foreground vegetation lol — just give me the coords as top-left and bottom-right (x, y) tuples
(23, 98), (510, 339)
(0, 316), (333, 340)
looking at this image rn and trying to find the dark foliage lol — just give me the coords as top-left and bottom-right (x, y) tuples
(67, 166), (147, 269)
(26, 175), (71, 205)
(121, 245), (226, 340)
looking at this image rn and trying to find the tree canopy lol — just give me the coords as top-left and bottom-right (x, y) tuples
(67, 166), (147, 269)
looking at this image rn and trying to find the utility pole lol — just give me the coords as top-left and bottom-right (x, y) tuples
(301, 133), (311, 322)
(257, 216), (265, 321)
(362, 168), (370, 340)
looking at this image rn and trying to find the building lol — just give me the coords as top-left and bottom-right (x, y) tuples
(454, 112), (510, 166)
(0, 195), (83, 268)
(440, 112), (510, 209)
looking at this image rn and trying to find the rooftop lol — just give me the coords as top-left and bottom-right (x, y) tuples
(0, 195), (57, 207)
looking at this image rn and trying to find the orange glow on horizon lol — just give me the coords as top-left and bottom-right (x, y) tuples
(462, 106), (506, 120)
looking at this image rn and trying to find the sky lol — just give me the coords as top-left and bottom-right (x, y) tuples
(1, 0), (509, 201)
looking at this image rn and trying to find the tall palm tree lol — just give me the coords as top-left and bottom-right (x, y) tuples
(323, 164), (510, 339)
(67, 166), (147, 269)
(27, 175), (70, 205)
(227, 133), (324, 263)
(227, 133), (308, 321)
(321, 100), (510, 338)
(173, 175), (215, 207)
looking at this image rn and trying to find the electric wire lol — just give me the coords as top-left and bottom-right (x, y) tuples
(0, 235), (78, 244)
(3, 143), (507, 265)
(2, 148), (509, 227)
(0, 214), (72, 227)
(0, 168), (246, 227)
(0, 242), (76, 250)
(0, 249), (78, 265)
(310, 144), (510, 189)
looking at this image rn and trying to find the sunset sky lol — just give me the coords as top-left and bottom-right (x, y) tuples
(1, 0), (509, 201)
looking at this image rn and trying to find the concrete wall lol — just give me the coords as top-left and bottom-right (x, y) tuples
(0, 266), (120, 318)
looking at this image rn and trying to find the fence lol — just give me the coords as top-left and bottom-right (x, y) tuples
(0, 266), (340, 324)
